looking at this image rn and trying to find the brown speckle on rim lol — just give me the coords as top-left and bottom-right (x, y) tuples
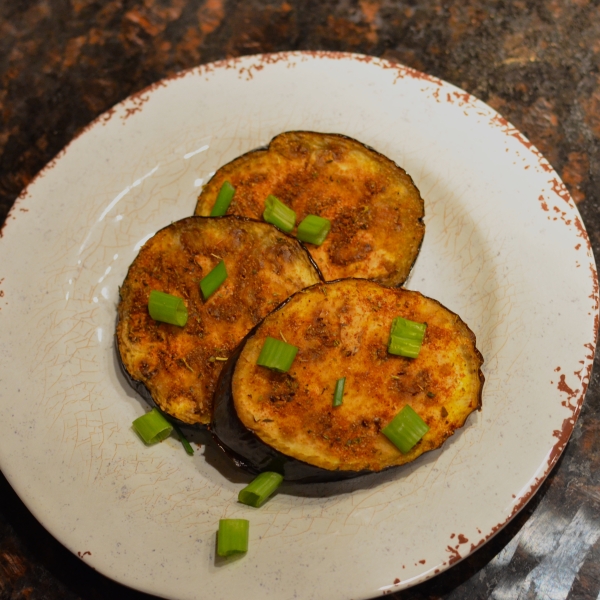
(226, 51), (448, 86)
(122, 93), (151, 120)
(446, 545), (461, 565)
(550, 177), (573, 205)
(557, 374), (577, 398)
(393, 578), (400, 584)
(589, 264), (599, 311)
(489, 112), (556, 175)
(444, 90), (478, 110)
(572, 216), (593, 251)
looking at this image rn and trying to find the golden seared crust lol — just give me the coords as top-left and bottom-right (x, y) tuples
(232, 279), (483, 472)
(195, 132), (425, 287)
(117, 216), (320, 425)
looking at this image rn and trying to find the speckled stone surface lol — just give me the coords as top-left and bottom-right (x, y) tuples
(0, 1), (599, 599)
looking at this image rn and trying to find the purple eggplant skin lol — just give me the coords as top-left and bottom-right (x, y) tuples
(211, 330), (374, 483)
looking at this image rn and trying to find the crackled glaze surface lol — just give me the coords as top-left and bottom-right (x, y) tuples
(0, 53), (596, 600)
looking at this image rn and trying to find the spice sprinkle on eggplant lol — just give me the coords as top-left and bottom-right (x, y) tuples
(116, 216), (321, 426)
(195, 131), (425, 287)
(212, 279), (484, 481)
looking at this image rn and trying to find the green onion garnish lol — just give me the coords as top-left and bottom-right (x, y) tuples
(333, 377), (345, 407)
(210, 181), (236, 216)
(200, 260), (227, 300)
(297, 214), (331, 246)
(238, 472), (283, 507)
(263, 195), (296, 232)
(217, 519), (249, 557)
(390, 317), (426, 339)
(388, 336), (423, 358)
(172, 422), (194, 456)
(388, 317), (426, 358)
(132, 408), (173, 445)
(256, 336), (298, 373)
(148, 290), (188, 327)
(382, 405), (430, 453)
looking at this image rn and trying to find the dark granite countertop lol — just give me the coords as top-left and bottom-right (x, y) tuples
(1, 1), (599, 599)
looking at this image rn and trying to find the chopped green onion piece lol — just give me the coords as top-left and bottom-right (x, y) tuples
(132, 408), (173, 445)
(382, 405), (430, 453)
(388, 317), (426, 358)
(238, 472), (283, 507)
(148, 290), (188, 326)
(200, 260), (227, 300)
(297, 214), (331, 245)
(256, 336), (298, 373)
(210, 180), (236, 216)
(263, 195), (296, 232)
(172, 422), (194, 456)
(217, 519), (249, 556)
(388, 335), (423, 359)
(333, 377), (345, 407)
(391, 317), (427, 340)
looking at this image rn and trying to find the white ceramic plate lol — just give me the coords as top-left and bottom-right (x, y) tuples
(0, 52), (597, 599)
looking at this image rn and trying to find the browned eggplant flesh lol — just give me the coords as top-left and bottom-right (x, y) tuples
(195, 131), (425, 287)
(116, 216), (321, 425)
(213, 279), (483, 479)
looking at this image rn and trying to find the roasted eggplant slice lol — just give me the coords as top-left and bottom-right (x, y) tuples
(212, 279), (483, 481)
(117, 216), (321, 426)
(195, 132), (425, 287)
